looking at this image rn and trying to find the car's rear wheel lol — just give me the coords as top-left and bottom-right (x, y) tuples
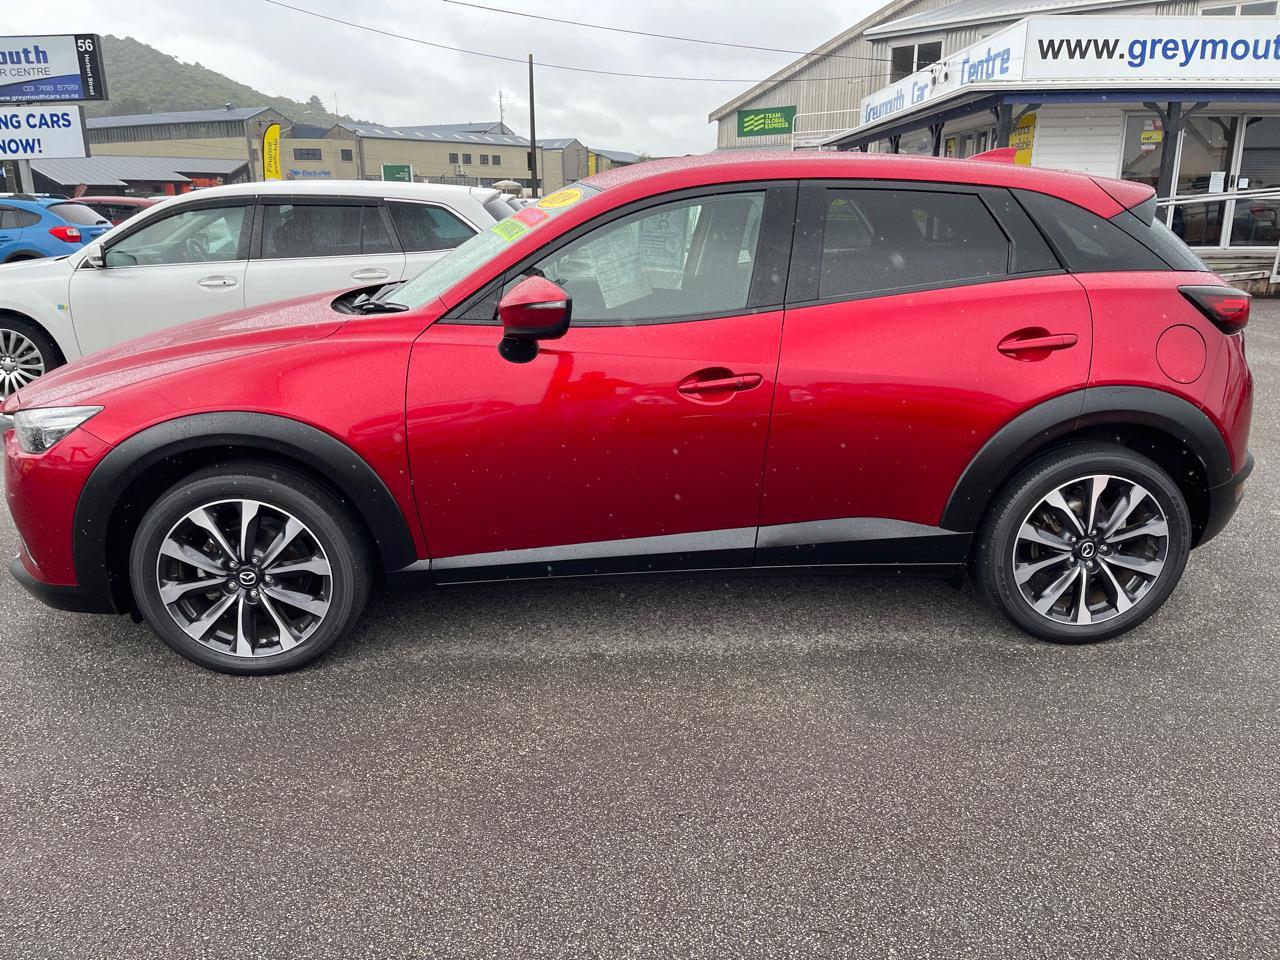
(975, 444), (1192, 643)
(0, 315), (61, 397)
(129, 463), (371, 674)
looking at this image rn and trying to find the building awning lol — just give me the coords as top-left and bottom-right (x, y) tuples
(32, 155), (248, 188)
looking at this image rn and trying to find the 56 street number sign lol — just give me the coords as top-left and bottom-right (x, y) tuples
(0, 34), (108, 104)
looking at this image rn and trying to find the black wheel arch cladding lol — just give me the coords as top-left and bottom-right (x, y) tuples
(73, 412), (418, 613)
(941, 385), (1234, 533)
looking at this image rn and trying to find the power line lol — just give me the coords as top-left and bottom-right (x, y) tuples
(441, 0), (890, 64)
(257, 0), (884, 84)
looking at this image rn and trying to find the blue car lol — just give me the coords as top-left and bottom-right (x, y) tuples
(0, 195), (112, 263)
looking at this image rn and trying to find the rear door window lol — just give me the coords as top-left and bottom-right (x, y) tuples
(260, 202), (391, 259)
(818, 188), (1011, 299)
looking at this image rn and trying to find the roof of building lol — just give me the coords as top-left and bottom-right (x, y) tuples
(32, 155), (248, 187)
(594, 148), (642, 164)
(337, 120), (527, 145)
(288, 123), (331, 139)
(864, 0), (1151, 37)
(85, 106), (274, 129)
(538, 138), (581, 149)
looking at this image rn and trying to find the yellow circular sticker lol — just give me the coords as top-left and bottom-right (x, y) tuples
(538, 187), (583, 209)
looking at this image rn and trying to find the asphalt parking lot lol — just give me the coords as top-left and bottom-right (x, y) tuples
(0, 313), (1276, 960)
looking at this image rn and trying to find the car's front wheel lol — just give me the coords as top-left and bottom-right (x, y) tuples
(129, 463), (371, 674)
(975, 444), (1192, 643)
(0, 315), (62, 397)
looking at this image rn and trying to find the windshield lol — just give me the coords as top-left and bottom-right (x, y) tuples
(385, 183), (601, 310)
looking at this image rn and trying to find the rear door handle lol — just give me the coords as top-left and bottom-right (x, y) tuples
(351, 268), (390, 281)
(998, 333), (1078, 355)
(678, 373), (763, 394)
(198, 275), (238, 289)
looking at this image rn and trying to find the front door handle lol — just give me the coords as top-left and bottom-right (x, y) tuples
(198, 275), (238, 289)
(678, 372), (763, 395)
(351, 268), (390, 281)
(998, 332), (1078, 355)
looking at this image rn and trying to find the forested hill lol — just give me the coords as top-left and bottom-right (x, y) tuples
(83, 35), (371, 126)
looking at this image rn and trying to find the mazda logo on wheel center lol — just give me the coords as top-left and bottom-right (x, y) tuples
(1078, 541), (1097, 560)
(237, 569), (259, 587)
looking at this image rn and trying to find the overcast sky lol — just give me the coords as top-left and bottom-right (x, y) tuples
(10, 0), (882, 155)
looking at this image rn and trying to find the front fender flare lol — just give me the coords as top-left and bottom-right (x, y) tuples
(73, 412), (419, 611)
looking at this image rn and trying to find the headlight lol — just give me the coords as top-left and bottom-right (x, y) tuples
(13, 406), (102, 454)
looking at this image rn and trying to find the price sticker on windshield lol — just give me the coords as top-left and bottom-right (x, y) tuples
(490, 219), (529, 243)
(538, 188), (583, 209)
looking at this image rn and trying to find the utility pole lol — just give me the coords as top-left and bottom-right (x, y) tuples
(527, 54), (539, 197)
(498, 88), (506, 128)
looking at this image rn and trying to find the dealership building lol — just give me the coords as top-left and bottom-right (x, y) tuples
(711, 0), (1280, 270)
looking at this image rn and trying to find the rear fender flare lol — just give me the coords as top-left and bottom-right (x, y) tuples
(940, 386), (1232, 532)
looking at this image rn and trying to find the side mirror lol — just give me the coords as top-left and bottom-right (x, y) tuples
(497, 276), (571, 363)
(82, 243), (105, 269)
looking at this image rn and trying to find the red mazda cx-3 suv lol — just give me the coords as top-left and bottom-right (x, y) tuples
(2, 153), (1254, 674)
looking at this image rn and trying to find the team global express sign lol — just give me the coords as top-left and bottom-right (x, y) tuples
(738, 106), (797, 137)
(0, 35), (107, 103)
(0, 105), (88, 160)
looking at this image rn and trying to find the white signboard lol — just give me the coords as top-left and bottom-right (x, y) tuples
(1023, 17), (1280, 82)
(856, 16), (1280, 131)
(0, 34), (107, 103)
(0, 105), (87, 160)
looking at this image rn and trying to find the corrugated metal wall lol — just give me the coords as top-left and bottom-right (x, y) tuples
(714, 0), (944, 149)
(1029, 104), (1126, 177)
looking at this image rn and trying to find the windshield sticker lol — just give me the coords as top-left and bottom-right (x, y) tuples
(491, 219), (530, 243)
(512, 206), (550, 228)
(538, 187), (584, 210)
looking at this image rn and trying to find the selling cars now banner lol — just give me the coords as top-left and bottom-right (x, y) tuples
(0, 104), (88, 160)
(0, 34), (107, 103)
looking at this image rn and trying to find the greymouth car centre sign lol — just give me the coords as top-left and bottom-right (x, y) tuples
(0, 34), (107, 103)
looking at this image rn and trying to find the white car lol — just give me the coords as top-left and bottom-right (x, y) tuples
(0, 180), (513, 396)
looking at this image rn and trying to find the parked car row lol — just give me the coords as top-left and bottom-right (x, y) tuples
(0, 180), (515, 395)
(0, 156), (1255, 675)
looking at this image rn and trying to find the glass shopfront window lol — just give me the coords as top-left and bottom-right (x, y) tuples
(1172, 115), (1238, 246)
(1121, 114), (1165, 189)
(1230, 116), (1280, 245)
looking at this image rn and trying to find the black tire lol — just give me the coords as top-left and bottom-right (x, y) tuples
(129, 462), (371, 675)
(0, 313), (64, 396)
(974, 443), (1192, 644)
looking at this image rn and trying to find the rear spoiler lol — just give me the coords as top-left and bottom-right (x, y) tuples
(970, 147), (1017, 164)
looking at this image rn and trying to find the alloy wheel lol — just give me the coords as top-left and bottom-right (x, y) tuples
(155, 499), (333, 658)
(1012, 474), (1169, 626)
(0, 328), (45, 396)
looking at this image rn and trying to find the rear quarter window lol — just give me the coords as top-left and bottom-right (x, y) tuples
(1015, 191), (1167, 273)
(48, 202), (109, 226)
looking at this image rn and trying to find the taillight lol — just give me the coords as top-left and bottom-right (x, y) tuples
(1180, 284), (1250, 334)
(48, 225), (82, 243)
